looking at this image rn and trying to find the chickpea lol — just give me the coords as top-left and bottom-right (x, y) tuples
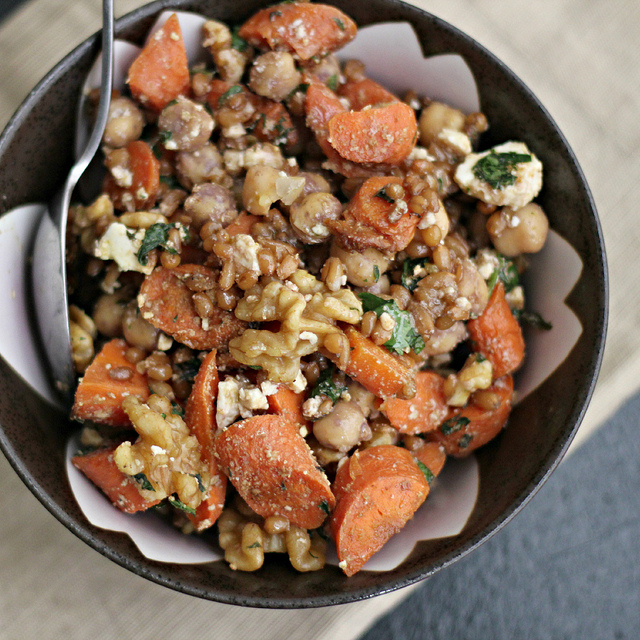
(421, 321), (467, 356)
(419, 101), (465, 147)
(157, 96), (214, 152)
(347, 382), (376, 418)
(122, 301), (159, 351)
(488, 203), (549, 257)
(306, 53), (341, 85)
(93, 293), (127, 337)
(175, 143), (225, 190)
(103, 96), (145, 148)
(313, 400), (370, 452)
(298, 171), (332, 198)
(290, 192), (342, 244)
(456, 257), (489, 317)
(330, 242), (391, 288)
(249, 52), (301, 102)
(184, 182), (237, 230)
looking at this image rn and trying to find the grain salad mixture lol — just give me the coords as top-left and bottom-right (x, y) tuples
(69, 2), (551, 576)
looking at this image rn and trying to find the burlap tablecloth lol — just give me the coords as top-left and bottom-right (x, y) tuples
(0, 0), (636, 637)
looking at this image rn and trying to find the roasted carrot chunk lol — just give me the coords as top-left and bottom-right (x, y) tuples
(266, 385), (308, 427)
(72, 338), (149, 426)
(327, 102), (417, 165)
(238, 3), (357, 61)
(429, 375), (514, 457)
(381, 371), (449, 434)
(330, 445), (430, 576)
(468, 282), (525, 378)
(223, 212), (259, 236)
(331, 326), (412, 399)
(328, 176), (421, 252)
(410, 441), (447, 481)
(104, 140), (160, 211)
(127, 13), (190, 111)
(138, 264), (246, 350)
(338, 78), (398, 110)
(214, 415), (335, 529)
(72, 446), (161, 513)
(184, 350), (227, 530)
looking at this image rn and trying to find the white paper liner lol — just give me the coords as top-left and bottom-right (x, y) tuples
(0, 16), (583, 571)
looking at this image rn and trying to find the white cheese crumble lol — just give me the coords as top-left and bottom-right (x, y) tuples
(93, 223), (153, 275)
(437, 128), (472, 156)
(454, 141), (543, 209)
(216, 376), (270, 429)
(230, 234), (261, 272)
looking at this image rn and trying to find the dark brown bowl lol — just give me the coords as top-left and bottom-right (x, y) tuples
(0, 0), (607, 608)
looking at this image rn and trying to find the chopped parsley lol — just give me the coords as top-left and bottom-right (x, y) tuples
(309, 364), (346, 404)
(333, 17), (346, 30)
(158, 130), (173, 145)
(416, 461), (435, 485)
(171, 401), (185, 417)
(440, 415), (470, 435)
(486, 253), (520, 294)
(326, 74), (339, 92)
(191, 473), (206, 493)
(175, 357), (202, 383)
(269, 9), (283, 20)
(133, 472), (154, 492)
(230, 26), (248, 52)
(159, 174), (181, 190)
(319, 499), (331, 515)
(168, 496), (196, 515)
(358, 292), (425, 356)
(472, 150), (532, 189)
(137, 223), (179, 265)
(218, 84), (244, 106)
(247, 541), (262, 549)
(373, 265), (380, 283)
(515, 309), (553, 331)
(288, 82), (309, 99)
(458, 434), (474, 449)
(401, 256), (435, 293)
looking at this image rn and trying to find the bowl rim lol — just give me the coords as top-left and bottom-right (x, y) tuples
(0, 0), (608, 608)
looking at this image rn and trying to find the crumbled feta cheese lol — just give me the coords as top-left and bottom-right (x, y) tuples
(290, 370), (308, 393)
(302, 396), (324, 420)
(260, 381), (280, 396)
(230, 234), (261, 272)
(239, 387), (269, 413)
(216, 378), (241, 429)
(157, 333), (173, 351)
(406, 146), (435, 162)
(437, 128), (472, 156)
(454, 141), (543, 209)
(93, 223), (153, 274)
(223, 123), (246, 138)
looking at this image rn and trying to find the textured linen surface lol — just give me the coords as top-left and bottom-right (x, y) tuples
(0, 0), (635, 638)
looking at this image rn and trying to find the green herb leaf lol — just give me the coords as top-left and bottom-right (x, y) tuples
(192, 473), (206, 493)
(319, 499), (331, 515)
(458, 433), (474, 449)
(373, 265), (380, 283)
(230, 26), (248, 52)
(333, 17), (346, 30)
(137, 223), (177, 266)
(358, 292), (425, 356)
(472, 150), (532, 189)
(269, 9), (283, 20)
(247, 541), (262, 549)
(309, 364), (346, 404)
(158, 130), (173, 145)
(218, 84), (244, 106)
(486, 253), (520, 294)
(516, 309), (553, 331)
(440, 415), (470, 435)
(401, 257), (434, 293)
(175, 357), (202, 383)
(133, 472), (154, 492)
(288, 82), (309, 100)
(416, 461), (435, 485)
(171, 401), (185, 417)
(159, 174), (181, 190)
(326, 74), (338, 92)
(168, 496), (196, 515)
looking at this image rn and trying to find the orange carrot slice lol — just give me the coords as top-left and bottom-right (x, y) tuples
(127, 13), (190, 111)
(72, 446), (161, 514)
(184, 350), (227, 530)
(331, 326), (412, 399)
(330, 445), (430, 576)
(327, 101), (418, 165)
(138, 264), (246, 350)
(380, 371), (449, 434)
(410, 441), (447, 481)
(104, 140), (160, 211)
(214, 415), (335, 529)
(223, 212), (259, 236)
(72, 338), (149, 427)
(238, 3), (357, 61)
(266, 385), (308, 427)
(468, 282), (525, 378)
(429, 375), (514, 457)
(338, 78), (398, 110)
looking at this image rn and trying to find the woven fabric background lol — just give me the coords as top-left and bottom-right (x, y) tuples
(0, 0), (636, 637)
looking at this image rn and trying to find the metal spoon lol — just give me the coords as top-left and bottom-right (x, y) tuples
(32, 0), (114, 404)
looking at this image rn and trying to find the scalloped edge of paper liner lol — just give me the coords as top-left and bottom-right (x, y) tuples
(0, 14), (582, 570)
